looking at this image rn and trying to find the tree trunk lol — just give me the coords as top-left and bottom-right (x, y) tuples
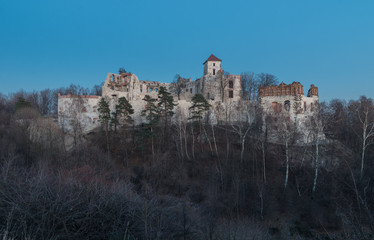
(203, 125), (213, 155)
(164, 109), (168, 146)
(211, 124), (219, 158)
(240, 135), (245, 163)
(226, 127), (230, 162)
(151, 126), (155, 162)
(179, 118), (184, 161)
(262, 141), (266, 184)
(184, 125), (190, 160)
(361, 130), (366, 179)
(191, 126), (195, 159)
(312, 139), (319, 193)
(284, 140), (289, 190)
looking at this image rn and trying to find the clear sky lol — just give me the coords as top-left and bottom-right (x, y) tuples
(0, 0), (373, 101)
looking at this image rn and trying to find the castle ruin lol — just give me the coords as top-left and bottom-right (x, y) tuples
(58, 54), (320, 143)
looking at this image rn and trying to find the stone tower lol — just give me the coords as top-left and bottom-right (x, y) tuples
(203, 54), (222, 76)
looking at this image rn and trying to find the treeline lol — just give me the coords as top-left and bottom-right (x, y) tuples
(1, 83), (374, 239)
(0, 83), (102, 116)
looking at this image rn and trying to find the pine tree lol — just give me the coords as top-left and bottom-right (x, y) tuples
(15, 97), (32, 112)
(98, 98), (111, 153)
(189, 94), (211, 145)
(142, 95), (159, 160)
(111, 96), (134, 132)
(189, 94), (211, 122)
(158, 86), (177, 131)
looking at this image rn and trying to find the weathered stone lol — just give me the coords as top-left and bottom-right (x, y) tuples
(58, 54), (320, 144)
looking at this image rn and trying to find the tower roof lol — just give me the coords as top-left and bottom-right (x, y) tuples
(203, 54), (222, 64)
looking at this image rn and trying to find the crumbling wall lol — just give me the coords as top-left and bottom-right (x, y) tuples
(259, 82), (322, 144)
(58, 94), (100, 133)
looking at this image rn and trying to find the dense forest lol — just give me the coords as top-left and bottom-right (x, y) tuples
(1, 76), (374, 240)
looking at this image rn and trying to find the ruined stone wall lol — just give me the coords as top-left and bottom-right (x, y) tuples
(259, 82), (322, 144)
(58, 94), (100, 133)
(200, 71), (241, 102)
(258, 81), (305, 97)
(58, 55), (321, 145)
(307, 84), (318, 97)
(178, 77), (202, 101)
(260, 95), (318, 118)
(102, 73), (171, 101)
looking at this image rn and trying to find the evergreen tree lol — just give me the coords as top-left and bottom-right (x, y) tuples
(142, 95), (159, 160)
(189, 94), (211, 142)
(118, 67), (127, 74)
(189, 94), (211, 122)
(111, 96), (134, 132)
(157, 86), (177, 129)
(98, 98), (111, 153)
(15, 97), (32, 112)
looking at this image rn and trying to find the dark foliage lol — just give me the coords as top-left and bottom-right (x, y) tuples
(0, 88), (374, 239)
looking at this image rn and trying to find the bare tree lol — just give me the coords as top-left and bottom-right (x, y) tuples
(90, 83), (103, 96)
(230, 101), (258, 163)
(240, 72), (257, 100)
(217, 70), (229, 102)
(256, 73), (278, 88)
(169, 74), (187, 100)
(39, 89), (53, 115)
(269, 113), (298, 190)
(68, 97), (86, 148)
(306, 114), (325, 194)
(348, 96), (374, 179)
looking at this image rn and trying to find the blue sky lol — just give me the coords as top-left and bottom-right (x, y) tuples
(0, 0), (373, 101)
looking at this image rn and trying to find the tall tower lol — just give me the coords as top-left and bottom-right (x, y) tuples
(203, 54), (222, 76)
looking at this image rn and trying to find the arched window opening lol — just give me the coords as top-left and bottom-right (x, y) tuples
(229, 80), (234, 88)
(284, 100), (290, 112)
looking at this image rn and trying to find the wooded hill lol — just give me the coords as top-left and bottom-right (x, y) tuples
(0, 84), (374, 239)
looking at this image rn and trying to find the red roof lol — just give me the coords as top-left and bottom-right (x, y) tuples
(203, 54), (222, 64)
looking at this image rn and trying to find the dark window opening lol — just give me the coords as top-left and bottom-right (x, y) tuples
(190, 88), (192, 93)
(284, 100), (290, 112)
(213, 63), (215, 66)
(229, 90), (233, 98)
(229, 80), (234, 88)
(213, 69), (215, 75)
